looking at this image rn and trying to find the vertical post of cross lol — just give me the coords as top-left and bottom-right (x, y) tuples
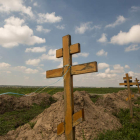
(135, 78), (140, 94)
(63, 35), (75, 139)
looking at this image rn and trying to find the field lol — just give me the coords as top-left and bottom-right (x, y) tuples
(0, 87), (140, 140)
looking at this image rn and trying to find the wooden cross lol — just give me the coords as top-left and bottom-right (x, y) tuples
(119, 73), (135, 117)
(135, 78), (140, 93)
(46, 35), (98, 140)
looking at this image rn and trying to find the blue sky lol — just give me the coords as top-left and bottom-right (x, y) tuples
(0, 0), (140, 87)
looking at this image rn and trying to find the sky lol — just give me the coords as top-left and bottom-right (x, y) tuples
(0, 0), (140, 87)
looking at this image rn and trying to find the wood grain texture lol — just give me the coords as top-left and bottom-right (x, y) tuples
(119, 82), (140, 85)
(63, 35), (75, 140)
(57, 122), (64, 135)
(71, 61), (97, 75)
(46, 68), (63, 78)
(56, 43), (80, 58)
(72, 108), (84, 127)
(123, 76), (132, 80)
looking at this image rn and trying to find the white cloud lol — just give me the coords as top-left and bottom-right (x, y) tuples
(0, 0), (34, 17)
(0, 16), (45, 48)
(6, 71), (11, 73)
(25, 68), (38, 74)
(75, 22), (101, 34)
(105, 16), (126, 28)
(40, 49), (61, 62)
(41, 72), (46, 75)
(25, 46), (46, 53)
(125, 65), (130, 69)
(125, 44), (140, 52)
(97, 33), (108, 43)
(96, 73), (117, 79)
(128, 71), (135, 77)
(73, 52), (89, 58)
(131, 6), (140, 12)
(36, 25), (51, 33)
(96, 49), (108, 56)
(33, 2), (38, 6)
(56, 25), (65, 29)
(24, 76), (29, 79)
(73, 62), (78, 65)
(26, 59), (40, 66)
(37, 12), (62, 23)
(98, 63), (109, 70)
(0, 62), (11, 68)
(110, 25), (140, 45)
(14, 66), (26, 71)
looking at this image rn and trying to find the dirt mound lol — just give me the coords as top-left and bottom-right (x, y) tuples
(95, 89), (139, 113)
(0, 91), (122, 140)
(0, 92), (52, 114)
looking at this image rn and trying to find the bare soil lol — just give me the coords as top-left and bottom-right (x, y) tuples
(0, 90), (139, 140)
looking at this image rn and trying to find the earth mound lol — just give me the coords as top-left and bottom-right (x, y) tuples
(95, 89), (139, 114)
(0, 91), (122, 140)
(0, 92), (53, 114)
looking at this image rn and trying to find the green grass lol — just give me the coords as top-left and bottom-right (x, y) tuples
(0, 87), (138, 98)
(0, 96), (57, 136)
(0, 87), (139, 139)
(93, 97), (140, 140)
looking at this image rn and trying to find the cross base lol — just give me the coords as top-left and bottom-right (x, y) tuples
(57, 108), (85, 135)
(126, 94), (134, 101)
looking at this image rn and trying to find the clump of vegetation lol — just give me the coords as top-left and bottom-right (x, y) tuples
(28, 121), (37, 129)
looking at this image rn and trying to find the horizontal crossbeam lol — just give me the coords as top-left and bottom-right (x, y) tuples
(46, 61), (97, 78)
(56, 43), (80, 58)
(57, 109), (84, 135)
(123, 77), (132, 80)
(119, 82), (140, 86)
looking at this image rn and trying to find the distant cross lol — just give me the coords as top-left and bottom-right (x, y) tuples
(46, 35), (98, 140)
(119, 73), (136, 117)
(135, 78), (140, 94)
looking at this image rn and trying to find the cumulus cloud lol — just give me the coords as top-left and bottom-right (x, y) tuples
(56, 25), (65, 29)
(0, 0), (34, 17)
(37, 12), (62, 23)
(75, 22), (101, 34)
(97, 33), (108, 43)
(96, 49), (108, 56)
(125, 44), (140, 52)
(0, 62), (11, 68)
(36, 25), (51, 33)
(40, 49), (61, 62)
(96, 73), (117, 79)
(25, 68), (38, 74)
(105, 16), (126, 28)
(73, 52), (89, 58)
(125, 65), (130, 69)
(105, 64), (124, 74)
(25, 46), (46, 53)
(128, 71), (135, 77)
(131, 6), (140, 12)
(0, 16), (45, 48)
(33, 2), (38, 6)
(98, 63), (109, 70)
(110, 25), (140, 45)
(26, 59), (41, 66)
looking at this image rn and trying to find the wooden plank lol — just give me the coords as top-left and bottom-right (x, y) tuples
(125, 73), (133, 118)
(73, 108), (84, 127)
(63, 35), (75, 140)
(126, 94), (134, 101)
(56, 43), (80, 58)
(70, 43), (80, 54)
(56, 48), (63, 58)
(123, 76), (132, 80)
(46, 68), (63, 78)
(119, 82), (139, 86)
(71, 61), (97, 75)
(57, 122), (64, 135)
